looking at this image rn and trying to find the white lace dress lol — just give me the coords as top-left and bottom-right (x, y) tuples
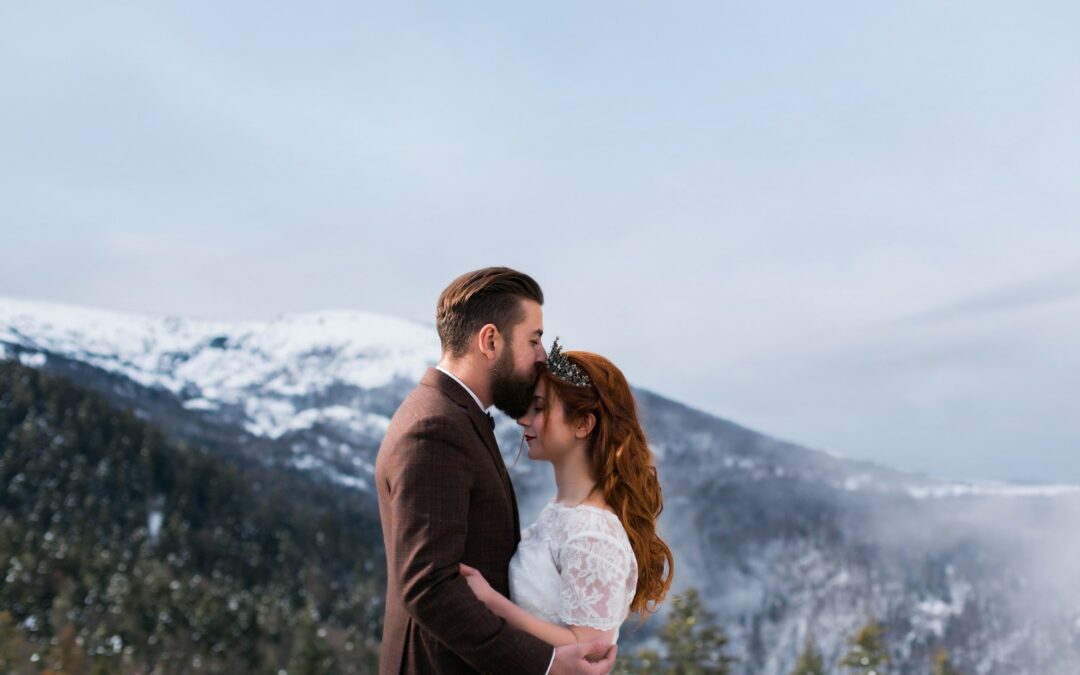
(508, 502), (638, 642)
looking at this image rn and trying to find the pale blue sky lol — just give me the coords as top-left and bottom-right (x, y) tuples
(2, 1), (1079, 482)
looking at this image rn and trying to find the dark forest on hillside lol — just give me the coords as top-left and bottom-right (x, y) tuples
(0, 360), (384, 674)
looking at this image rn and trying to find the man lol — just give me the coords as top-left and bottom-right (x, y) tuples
(376, 267), (617, 674)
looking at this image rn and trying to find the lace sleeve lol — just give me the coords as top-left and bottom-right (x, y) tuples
(556, 531), (633, 631)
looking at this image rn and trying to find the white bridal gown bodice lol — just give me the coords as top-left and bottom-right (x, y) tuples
(508, 501), (638, 642)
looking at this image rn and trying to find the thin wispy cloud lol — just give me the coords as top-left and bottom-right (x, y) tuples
(901, 267), (1080, 325)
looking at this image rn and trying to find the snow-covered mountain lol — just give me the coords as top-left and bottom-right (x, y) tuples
(0, 297), (438, 490)
(3, 296), (1079, 674)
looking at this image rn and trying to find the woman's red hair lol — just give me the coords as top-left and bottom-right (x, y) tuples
(541, 351), (674, 618)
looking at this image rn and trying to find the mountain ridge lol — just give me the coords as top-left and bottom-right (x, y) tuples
(5, 294), (1057, 496)
(4, 295), (1080, 673)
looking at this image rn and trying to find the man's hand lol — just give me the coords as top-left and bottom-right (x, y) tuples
(550, 640), (618, 675)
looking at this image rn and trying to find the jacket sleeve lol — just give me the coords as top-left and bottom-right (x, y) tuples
(386, 416), (554, 673)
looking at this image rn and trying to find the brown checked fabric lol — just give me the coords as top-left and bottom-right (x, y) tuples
(375, 368), (553, 674)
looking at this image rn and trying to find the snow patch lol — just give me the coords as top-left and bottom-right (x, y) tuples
(911, 576), (971, 638)
(243, 398), (298, 438)
(148, 510), (164, 543)
(182, 398), (219, 411)
(330, 473), (368, 490)
(18, 351), (46, 367)
(289, 455), (369, 491)
(907, 482), (1080, 499)
(843, 474), (872, 491)
(912, 599), (957, 637)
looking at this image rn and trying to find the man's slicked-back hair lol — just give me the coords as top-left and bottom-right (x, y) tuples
(436, 267), (544, 358)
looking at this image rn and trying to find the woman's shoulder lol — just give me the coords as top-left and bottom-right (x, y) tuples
(548, 502), (638, 585)
(548, 501), (630, 546)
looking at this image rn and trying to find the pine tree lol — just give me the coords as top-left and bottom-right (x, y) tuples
(790, 634), (825, 675)
(615, 647), (665, 675)
(45, 623), (87, 674)
(288, 605), (339, 675)
(615, 587), (735, 674)
(0, 611), (27, 674)
(664, 588), (735, 674)
(931, 647), (963, 675)
(840, 620), (889, 674)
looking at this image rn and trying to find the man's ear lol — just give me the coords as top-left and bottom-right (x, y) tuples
(575, 413), (596, 439)
(477, 323), (500, 362)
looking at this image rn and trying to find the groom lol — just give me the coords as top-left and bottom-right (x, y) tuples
(375, 267), (617, 674)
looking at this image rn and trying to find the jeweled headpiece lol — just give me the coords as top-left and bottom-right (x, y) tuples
(546, 337), (592, 388)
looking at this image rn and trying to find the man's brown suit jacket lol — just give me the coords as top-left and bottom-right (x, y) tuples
(375, 368), (553, 674)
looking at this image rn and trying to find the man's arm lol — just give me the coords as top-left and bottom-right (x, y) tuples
(387, 418), (553, 673)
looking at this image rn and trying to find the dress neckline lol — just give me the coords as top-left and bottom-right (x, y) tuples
(547, 500), (621, 521)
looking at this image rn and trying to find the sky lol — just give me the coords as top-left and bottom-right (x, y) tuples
(2, 1), (1079, 483)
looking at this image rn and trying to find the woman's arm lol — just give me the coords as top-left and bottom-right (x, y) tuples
(486, 586), (615, 647)
(460, 564), (615, 647)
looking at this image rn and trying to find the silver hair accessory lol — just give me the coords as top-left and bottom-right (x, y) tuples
(546, 337), (592, 388)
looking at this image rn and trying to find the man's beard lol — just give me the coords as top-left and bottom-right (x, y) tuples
(491, 348), (540, 419)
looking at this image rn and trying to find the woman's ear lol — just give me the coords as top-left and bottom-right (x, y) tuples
(575, 413), (596, 439)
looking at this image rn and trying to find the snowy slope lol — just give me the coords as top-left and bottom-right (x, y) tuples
(0, 296), (439, 439)
(0, 297), (443, 491)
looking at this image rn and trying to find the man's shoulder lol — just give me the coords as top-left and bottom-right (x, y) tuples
(383, 377), (472, 443)
(395, 377), (460, 421)
(375, 383), (480, 481)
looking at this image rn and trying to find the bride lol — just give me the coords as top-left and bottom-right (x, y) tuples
(460, 339), (674, 649)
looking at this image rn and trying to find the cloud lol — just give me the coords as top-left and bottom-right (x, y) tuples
(901, 267), (1080, 324)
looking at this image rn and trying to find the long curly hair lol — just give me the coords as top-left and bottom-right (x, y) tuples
(541, 350), (674, 618)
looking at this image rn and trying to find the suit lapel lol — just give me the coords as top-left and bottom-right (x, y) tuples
(507, 464), (522, 543)
(422, 369), (516, 506)
(466, 408), (521, 543)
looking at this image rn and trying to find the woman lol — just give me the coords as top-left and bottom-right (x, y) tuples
(460, 339), (674, 647)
